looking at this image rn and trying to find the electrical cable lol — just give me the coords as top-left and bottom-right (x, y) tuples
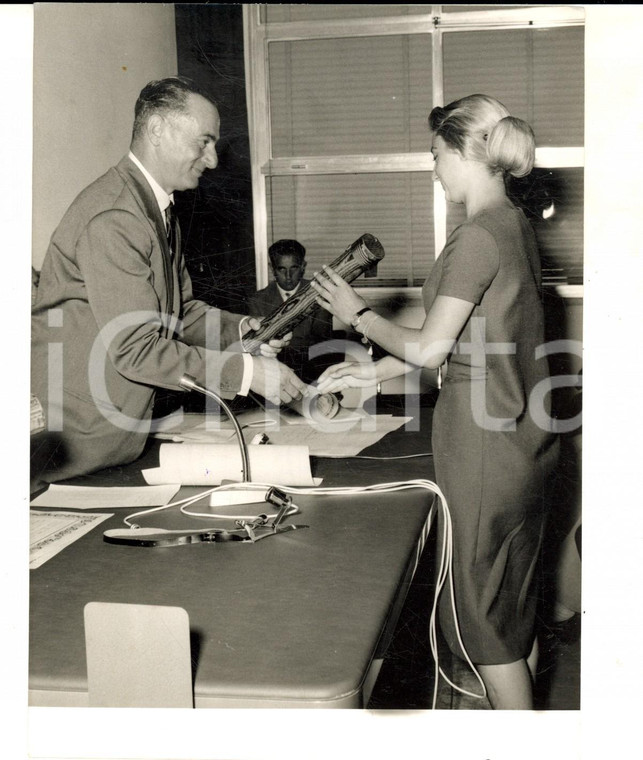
(154, 373), (485, 700)
(351, 453), (432, 460)
(117, 476), (486, 706)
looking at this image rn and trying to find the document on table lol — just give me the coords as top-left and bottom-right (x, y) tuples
(253, 415), (412, 457)
(149, 408), (410, 457)
(30, 510), (113, 569)
(143, 443), (319, 486)
(151, 411), (238, 442)
(30, 484), (181, 509)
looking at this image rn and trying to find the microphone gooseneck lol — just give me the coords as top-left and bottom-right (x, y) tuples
(179, 374), (251, 482)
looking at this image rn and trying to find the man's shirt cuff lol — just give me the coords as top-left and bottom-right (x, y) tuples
(238, 352), (253, 396)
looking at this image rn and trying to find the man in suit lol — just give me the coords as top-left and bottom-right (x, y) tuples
(31, 77), (306, 484)
(247, 240), (335, 384)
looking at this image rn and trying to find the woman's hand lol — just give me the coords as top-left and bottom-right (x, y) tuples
(315, 360), (378, 394)
(311, 265), (367, 325)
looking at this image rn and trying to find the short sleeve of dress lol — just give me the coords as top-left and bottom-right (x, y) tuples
(436, 222), (499, 305)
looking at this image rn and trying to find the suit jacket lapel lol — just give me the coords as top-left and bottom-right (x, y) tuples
(115, 156), (175, 326)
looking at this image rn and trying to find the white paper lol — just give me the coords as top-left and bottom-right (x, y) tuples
(142, 443), (316, 486)
(247, 414), (412, 457)
(30, 510), (113, 569)
(151, 409), (276, 443)
(154, 428), (236, 444)
(209, 488), (269, 507)
(148, 411), (205, 433)
(30, 484), (181, 509)
(148, 409), (410, 457)
(276, 405), (369, 427)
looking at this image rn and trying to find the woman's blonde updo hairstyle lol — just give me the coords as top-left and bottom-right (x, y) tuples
(429, 94), (535, 178)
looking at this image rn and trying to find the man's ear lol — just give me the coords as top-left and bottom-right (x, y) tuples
(300, 261), (307, 274)
(147, 114), (165, 146)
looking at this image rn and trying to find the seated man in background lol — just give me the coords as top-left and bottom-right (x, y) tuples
(31, 77), (305, 486)
(248, 239), (336, 384)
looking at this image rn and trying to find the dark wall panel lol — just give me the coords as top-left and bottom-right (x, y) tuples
(175, 4), (254, 313)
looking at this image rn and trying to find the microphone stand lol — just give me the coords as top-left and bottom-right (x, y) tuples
(102, 377), (310, 546)
(179, 374), (250, 482)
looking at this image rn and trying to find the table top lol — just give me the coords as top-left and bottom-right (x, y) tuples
(29, 396), (437, 708)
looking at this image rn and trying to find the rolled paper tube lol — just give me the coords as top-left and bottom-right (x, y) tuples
(242, 233), (385, 354)
(142, 444), (316, 486)
(286, 390), (341, 423)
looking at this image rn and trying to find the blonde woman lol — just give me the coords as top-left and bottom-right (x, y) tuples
(312, 94), (559, 709)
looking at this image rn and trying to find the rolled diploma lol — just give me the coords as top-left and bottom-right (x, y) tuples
(286, 389), (340, 422)
(142, 443), (315, 486)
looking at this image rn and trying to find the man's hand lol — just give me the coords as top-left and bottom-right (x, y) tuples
(250, 356), (308, 405)
(242, 317), (292, 358)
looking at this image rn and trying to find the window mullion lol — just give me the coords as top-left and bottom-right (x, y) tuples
(244, 7), (271, 289)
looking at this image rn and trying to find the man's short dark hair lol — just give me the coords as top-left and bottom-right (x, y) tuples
(268, 239), (306, 266)
(132, 77), (217, 141)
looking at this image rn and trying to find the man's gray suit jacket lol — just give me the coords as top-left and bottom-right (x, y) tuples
(31, 155), (246, 482)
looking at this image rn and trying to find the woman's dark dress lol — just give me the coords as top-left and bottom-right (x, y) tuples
(423, 204), (558, 665)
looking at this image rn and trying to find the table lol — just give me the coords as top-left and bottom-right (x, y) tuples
(29, 396), (437, 709)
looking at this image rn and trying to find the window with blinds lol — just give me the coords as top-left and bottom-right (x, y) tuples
(266, 32), (433, 285)
(269, 35), (433, 157)
(267, 173), (435, 286)
(245, 4), (585, 291)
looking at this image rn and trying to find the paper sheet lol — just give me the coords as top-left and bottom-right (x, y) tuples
(251, 415), (412, 457)
(151, 411), (238, 443)
(142, 443), (317, 486)
(276, 405), (369, 427)
(151, 407), (284, 443)
(30, 510), (113, 569)
(154, 428), (236, 444)
(149, 408), (410, 457)
(30, 484), (181, 509)
(149, 410), (204, 433)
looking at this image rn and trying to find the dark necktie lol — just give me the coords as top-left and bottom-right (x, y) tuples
(165, 203), (176, 257)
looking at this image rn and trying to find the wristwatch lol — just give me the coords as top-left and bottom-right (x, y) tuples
(350, 306), (372, 329)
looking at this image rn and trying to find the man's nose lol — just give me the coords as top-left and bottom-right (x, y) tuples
(203, 143), (218, 169)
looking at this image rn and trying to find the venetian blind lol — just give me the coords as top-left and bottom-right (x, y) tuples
(264, 9), (584, 286)
(268, 33), (433, 286)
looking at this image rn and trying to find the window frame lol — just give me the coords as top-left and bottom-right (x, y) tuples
(243, 4), (585, 298)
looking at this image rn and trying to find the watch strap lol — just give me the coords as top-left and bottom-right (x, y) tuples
(350, 306), (373, 328)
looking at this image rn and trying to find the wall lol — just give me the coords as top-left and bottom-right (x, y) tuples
(32, 3), (177, 269)
(174, 4), (255, 314)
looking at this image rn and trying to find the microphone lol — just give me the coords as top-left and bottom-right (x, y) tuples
(179, 374), (250, 482)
